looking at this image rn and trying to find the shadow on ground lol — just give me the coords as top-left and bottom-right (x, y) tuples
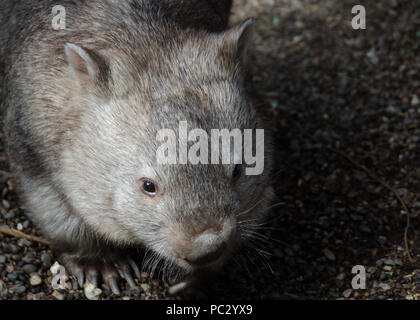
(205, 0), (420, 300)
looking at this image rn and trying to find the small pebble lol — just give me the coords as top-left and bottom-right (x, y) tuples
(29, 274), (43, 286)
(9, 244), (20, 254)
(343, 289), (352, 298)
(7, 273), (18, 281)
(22, 264), (37, 274)
(379, 283), (391, 291)
(4, 212), (15, 219)
(141, 283), (151, 292)
(383, 259), (396, 266)
(52, 291), (65, 300)
(2, 200), (10, 210)
(22, 252), (35, 264)
(323, 248), (336, 261)
(41, 253), (52, 268)
(378, 236), (387, 245)
(0, 280), (6, 297)
(84, 282), (102, 300)
(17, 238), (32, 247)
(336, 273), (345, 281)
(9, 285), (26, 294)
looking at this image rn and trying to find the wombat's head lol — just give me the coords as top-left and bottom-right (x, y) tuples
(61, 19), (274, 279)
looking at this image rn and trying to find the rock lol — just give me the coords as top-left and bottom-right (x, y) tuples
(22, 252), (35, 264)
(17, 238), (32, 247)
(22, 264), (37, 274)
(4, 212), (15, 219)
(323, 248), (336, 261)
(366, 48), (379, 64)
(377, 236), (387, 245)
(29, 274), (43, 286)
(0, 280), (7, 297)
(378, 283), (391, 291)
(0, 255), (6, 264)
(141, 283), (151, 292)
(52, 291), (65, 300)
(9, 244), (20, 254)
(383, 259), (396, 266)
(40, 253), (52, 268)
(84, 282), (102, 300)
(2, 200), (10, 210)
(343, 289), (352, 298)
(9, 285), (26, 294)
(336, 273), (345, 281)
(7, 273), (18, 281)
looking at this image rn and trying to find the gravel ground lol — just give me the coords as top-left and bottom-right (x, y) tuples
(0, 0), (419, 300)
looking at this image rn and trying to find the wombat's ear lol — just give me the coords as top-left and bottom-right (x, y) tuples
(219, 18), (254, 61)
(64, 43), (104, 87)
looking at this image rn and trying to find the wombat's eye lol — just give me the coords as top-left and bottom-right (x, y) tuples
(139, 178), (157, 196)
(232, 164), (242, 182)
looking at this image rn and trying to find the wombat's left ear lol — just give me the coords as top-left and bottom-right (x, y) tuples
(219, 18), (254, 61)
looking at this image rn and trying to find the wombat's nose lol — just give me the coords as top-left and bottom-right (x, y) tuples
(185, 233), (227, 266)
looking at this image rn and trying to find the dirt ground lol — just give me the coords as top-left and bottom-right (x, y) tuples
(0, 0), (419, 300)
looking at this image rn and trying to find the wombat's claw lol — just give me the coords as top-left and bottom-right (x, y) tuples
(59, 253), (141, 295)
(128, 258), (142, 280)
(120, 263), (136, 289)
(102, 265), (121, 295)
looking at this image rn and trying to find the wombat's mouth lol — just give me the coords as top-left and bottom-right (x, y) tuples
(174, 244), (230, 273)
(177, 255), (224, 271)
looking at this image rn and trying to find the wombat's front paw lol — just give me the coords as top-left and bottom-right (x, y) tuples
(58, 253), (141, 295)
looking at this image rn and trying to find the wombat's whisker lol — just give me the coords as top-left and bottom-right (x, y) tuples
(237, 199), (265, 218)
(243, 232), (271, 247)
(244, 237), (273, 261)
(243, 227), (291, 248)
(261, 201), (286, 212)
(148, 254), (161, 279)
(240, 245), (272, 274)
(254, 248), (274, 274)
(238, 218), (263, 227)
(232, 254), (253, 279)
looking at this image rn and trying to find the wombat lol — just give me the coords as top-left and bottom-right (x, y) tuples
(0, 0), (274, 294)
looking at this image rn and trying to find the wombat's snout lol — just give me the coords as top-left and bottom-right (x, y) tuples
(185, 233), (228, 266)
(171, 220), (236, 269)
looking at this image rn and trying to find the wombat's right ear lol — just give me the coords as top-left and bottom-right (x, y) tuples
(64, 43), (105, 87)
